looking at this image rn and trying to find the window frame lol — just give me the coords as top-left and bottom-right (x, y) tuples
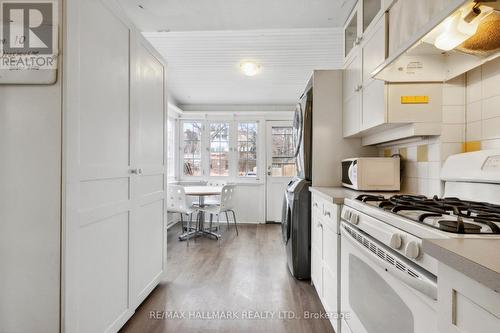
(166, 115), (178, 181)
(180, 120), (204, 178)
(179, 118), (263, 182)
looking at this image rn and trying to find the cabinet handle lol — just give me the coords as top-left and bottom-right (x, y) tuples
(130, 168), (144, 175)
(324, 211), (331, 218)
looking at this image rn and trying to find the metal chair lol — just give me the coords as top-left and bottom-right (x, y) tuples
(198, 185), (238, 243)
(166, 184), (198, 246)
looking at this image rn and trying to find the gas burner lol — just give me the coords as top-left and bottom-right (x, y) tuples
(356, 194), (500, 234)
(438, 220), (482, 233)
(356, 194), (386, 203)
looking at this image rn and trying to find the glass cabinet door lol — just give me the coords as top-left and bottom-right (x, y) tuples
(344, 11), (358, 57)
(363, 0), (382, 32)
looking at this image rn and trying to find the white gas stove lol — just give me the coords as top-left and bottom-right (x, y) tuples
(339, 150), (500, 333)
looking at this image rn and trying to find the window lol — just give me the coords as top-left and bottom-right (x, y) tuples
(167, 117), (177, 178)
(209, 122), (230, 176)
(238, 122), (258, 177)
(271, 126), (296, 177)
(180, 119), (260, 180)
(182, 121), (202, 176)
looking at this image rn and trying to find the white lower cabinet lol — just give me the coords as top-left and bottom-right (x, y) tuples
(437, 263), (500, 333)
(311, 193), (340, 332)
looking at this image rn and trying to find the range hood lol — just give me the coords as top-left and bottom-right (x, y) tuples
(374, 0), (500, 82)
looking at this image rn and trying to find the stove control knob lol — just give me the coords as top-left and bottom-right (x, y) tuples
(350, 213), (359, 225)
(405, 241), (420, 260)
(389, 234), (403, 249)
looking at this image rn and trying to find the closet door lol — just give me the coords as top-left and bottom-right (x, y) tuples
(130, 37), (167, 308)
(66, 0), (134, 332)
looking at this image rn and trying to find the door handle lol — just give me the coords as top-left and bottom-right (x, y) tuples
(130, 168), (144, 175)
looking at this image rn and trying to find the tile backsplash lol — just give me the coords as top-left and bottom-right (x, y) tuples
(465, 57), (500, 150)
(378, 57), (500, 196)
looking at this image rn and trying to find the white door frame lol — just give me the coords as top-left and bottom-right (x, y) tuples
(265, 120), (295, 223)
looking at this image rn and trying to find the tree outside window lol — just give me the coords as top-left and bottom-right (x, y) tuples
(209, 122), (230, 177)
(238, 122), (258, 177)
(183, 121), (202, 176)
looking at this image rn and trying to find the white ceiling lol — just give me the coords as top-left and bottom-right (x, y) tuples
(120, 0), (355, 32)
(121, 0), (352, 108)
(144, 28), (343, 106)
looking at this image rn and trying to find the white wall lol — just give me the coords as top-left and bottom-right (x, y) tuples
(0, 82), (61, 331)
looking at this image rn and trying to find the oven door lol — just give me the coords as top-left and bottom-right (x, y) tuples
(340, 222), (438, 333)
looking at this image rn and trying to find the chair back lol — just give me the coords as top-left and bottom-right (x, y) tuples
(167, 185), (191, 214)
(220, 185), (237, 211)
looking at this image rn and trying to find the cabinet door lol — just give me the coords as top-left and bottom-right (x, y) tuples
(362, 79), (386, 130)
(362, 0), (383, 33)
(344, 2), (361, 60)
(311, 245), (323, 298)
(130, 39), (167, 308)
(322, 222), (339, 327)
(362, 15), (386, 83)
(311, 195), (323, 296)
(69, 0), (133, 332)
(343, 50), (362, 137)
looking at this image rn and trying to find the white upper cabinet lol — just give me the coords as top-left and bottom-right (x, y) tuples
(344, 3), (361, 61)
(342, 3), (444, 144)
(343, 49), (362, 137)
(343, 0), (384, 63)
(343, 11), (387, 138)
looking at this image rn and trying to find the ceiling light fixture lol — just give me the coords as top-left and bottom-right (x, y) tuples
(240, 62), (261, 76)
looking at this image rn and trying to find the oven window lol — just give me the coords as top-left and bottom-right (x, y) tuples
(349, 254), (414, 333)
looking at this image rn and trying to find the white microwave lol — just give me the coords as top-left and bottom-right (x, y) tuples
(342, 157), (400, 191)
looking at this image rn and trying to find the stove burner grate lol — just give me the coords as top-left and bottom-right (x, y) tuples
(356, 194), (500, 234)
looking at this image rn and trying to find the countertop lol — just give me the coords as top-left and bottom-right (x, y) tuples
(309, 186), (361, 204)
(423, 238), (500, 292)
(309, 186), (402, 204)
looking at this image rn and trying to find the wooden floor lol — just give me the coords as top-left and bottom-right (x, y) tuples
(120, 224), (334, 333)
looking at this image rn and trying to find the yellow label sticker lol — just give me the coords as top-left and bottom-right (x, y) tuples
(462, 141), (481, 153)
(401, 96), (429, 104)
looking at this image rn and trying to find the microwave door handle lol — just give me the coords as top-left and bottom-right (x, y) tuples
(341, 226), (438, 301)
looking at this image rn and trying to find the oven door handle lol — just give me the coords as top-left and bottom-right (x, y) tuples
(341, 225), (438, 301)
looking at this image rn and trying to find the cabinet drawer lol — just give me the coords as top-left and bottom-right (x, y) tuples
(312, 194), (323, 216)
(322, 203), (339, 234)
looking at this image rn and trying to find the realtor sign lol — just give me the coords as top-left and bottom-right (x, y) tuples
(0, 0), (58, 84)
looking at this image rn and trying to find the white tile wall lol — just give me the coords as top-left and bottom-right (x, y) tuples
(464, 57), (500, 148)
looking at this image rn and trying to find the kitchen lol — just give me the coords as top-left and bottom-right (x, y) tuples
(1, 0), (500, 333)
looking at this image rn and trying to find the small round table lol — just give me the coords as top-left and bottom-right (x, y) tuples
(178, 186), (223, 241)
